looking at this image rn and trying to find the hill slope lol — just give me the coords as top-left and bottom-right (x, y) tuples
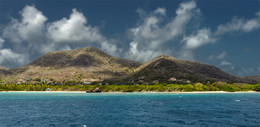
(1, 48), (258, 84)
(245, 75), (260, 83)
(2, 47), (142, 82)
(27, 46), (141, 68)
(123, 55), (255, 84)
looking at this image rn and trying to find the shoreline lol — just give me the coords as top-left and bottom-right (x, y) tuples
(0, 91), (258, 94)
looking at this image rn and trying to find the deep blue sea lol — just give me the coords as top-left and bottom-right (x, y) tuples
(0, 92), (260, 127)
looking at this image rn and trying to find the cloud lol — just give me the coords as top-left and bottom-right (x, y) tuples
(47, 8), (118, 55)
(0, 2), (259, 77)
(217, 51), (227, 59)
(238, 67), (256, 76)
(0, 36), (28, 67)
(215, 11), (260, 35)
(179, 28), (216, 60)
(0, 37), (4, 48)
(154, 7), (166, 16)
(0, 49), (28, 67)
(237, 67), (260, 76)
(2, 5), (50, 54)
(180, 10), (260, 61)
(182, 28), (216, 49)
(47, 9), (105, 43)
(208, 51), (227, 60)
(1, 5), (119, 67)
(100, 41), (121, 57)
(0, 37), (27, 67)
(177, 50), (194, 60)
(176, 0), (197, 15)
(126, 1), (199, 61)
(3, 5), (47, 44)
(127, 41), (167, 62)
(220, 60), (235, 70)
(2, 5), (107, 48)
(220, 60), (231, 66)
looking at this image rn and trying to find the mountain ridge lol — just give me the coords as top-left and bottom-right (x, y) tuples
(0, 47), (259, 84)
(0, 46), (142, 83)
(123, 54), (256, 84)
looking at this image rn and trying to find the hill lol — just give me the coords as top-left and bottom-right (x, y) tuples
(245, 75), (260, 83)
(0, 66), (10, 77)
(121, 55), (256, 84)
(0, 66), (7, 70)
(0, 48), (258, 84)
(1, 47), (142, 83)
(27, 46), (141, 68)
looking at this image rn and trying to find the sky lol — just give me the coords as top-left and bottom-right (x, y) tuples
(0, 0), (260, 76)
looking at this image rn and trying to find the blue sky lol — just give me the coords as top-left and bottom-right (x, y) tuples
(0, 0), (260, 76)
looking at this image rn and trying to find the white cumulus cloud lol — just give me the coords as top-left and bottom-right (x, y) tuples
(179, 28), (216, 60)
(3, 5), (47, 44)
(1, 5), (119, 67)
(127, 41), (167, 62)
(126, 1), (199, 62)
(0, 49), (28, 67)
(100, 41), (121, 57)
(182, 28), (216, 49)
(47, 9), (105, 43)
(215, 11), (260, 35)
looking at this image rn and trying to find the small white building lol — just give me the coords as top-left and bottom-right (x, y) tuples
(84, 80), (90, 85)
(169, 77), (177, 81)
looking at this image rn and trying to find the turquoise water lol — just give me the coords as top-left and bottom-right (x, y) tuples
(0, 92), (260, 127)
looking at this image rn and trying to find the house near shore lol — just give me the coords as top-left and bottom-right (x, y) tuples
(82, 78), (100, 85)
(83, 80), (90, 85)
(168, 77), (177, 81)
(17, 79), (26, 84)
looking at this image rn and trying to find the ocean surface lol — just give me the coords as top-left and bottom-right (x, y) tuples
(0, 92), (260, 127)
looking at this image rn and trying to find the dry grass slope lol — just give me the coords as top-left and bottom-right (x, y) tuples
(1, 46), (142, 82)
(125, 55), (257, 84)
(0, 48), (259, 84)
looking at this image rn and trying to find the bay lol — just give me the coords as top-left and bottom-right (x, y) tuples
(0, 92), (260, 127)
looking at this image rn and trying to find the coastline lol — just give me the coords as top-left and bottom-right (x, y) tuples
(0, 91), (258, 93)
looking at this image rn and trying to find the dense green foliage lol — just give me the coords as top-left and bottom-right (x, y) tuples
(0, 82), (259, 92)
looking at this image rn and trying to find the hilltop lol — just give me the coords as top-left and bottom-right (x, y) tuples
(0, 47), (258, 84)
(27, 46), (140, 68)
(1, 47), (141, 83)
(121, 55), (255, 84)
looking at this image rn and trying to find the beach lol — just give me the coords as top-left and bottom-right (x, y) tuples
(0, 91), (257, 93)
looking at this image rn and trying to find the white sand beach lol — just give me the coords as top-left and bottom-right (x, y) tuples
(0, 91), (257, 93)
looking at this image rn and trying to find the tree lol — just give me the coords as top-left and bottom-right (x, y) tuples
(0, 79), (4, 84)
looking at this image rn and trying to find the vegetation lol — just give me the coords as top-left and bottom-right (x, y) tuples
(0, 46), (142, 83)
(0, 82), (259, 92)
(1, 47), (259, 85)
(127, 55), (257, 84)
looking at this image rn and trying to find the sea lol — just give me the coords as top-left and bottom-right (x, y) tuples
(0, 92), (259, 127)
